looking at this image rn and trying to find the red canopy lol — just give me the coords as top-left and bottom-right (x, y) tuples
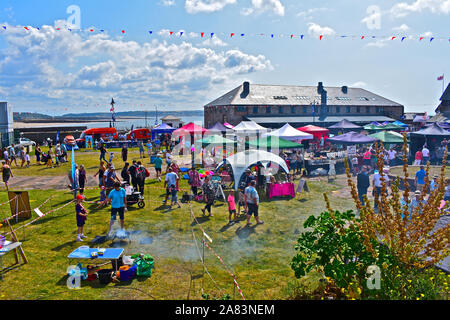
(173, 122), (208, 135)
(297, 125), (329, 141)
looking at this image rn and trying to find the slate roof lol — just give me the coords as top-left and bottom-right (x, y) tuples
(247, 115), (396, 125)
(440, 83), (450, 101)
(205, 83), (403, 107)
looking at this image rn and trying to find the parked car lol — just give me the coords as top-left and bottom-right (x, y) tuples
(17, 137), (36, 148)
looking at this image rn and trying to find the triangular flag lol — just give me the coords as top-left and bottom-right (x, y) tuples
(401, 36), (406, 41)
(361, 36), (365, 40)
(180, 31), (183, 36)
(210, 33), (214, 38)
(419, 37), (424, 41)
(391, 36), (396, 40)
(90, 29), (94, 32)
(319, 35), (323, 40)
(300, 35), (304, 39)
(201, 32), (204, 37)
(271, 34), (274, 38)
(290, 34), (293, 39)
(170, 31), (173, 35)
(430, 37), (434, 42)
(231, 33), (234, 38)
(56, 28), (60, 30)
(2, 26), (6, 30)
(149, 31), (152, 34)
(24, 27), (29, 30)
(121, 30), (125, 34)
(100, 29), (105, 32)
(241, 33), (244, 37)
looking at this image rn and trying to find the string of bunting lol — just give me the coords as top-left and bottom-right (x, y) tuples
(5, 199), (75, 235)
(0, 25), (448, 43)
(1, 195), (53, 224)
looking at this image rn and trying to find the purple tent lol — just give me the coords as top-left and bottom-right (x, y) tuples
(207, 122), (232, 133)
(370, 121), (382, 126)
(327, 131), (376, 145)
(410, 123), (450, 137)
(328, 119), (362, 130)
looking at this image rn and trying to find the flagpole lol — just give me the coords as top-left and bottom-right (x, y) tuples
(443, 74), (445, 94)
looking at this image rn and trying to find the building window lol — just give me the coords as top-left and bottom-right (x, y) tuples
(253, 107), (258, 114)
(346, 106), (351, 113)
(327, 106), (330, 113)
(303, 106), (307, 113)
(278, 106), (283, 114)
(291, 106), (296, 113)
(336, 106), (340, 113)
(357, 107), (360, 113)
(376, 107), (380, 113)
(266, 106), (271, 114)
(236, 106), (245, 112)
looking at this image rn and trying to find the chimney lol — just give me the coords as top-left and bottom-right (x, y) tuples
(341, 86), (348, 94)
(242, 81), (250, 97)
(317, 82), (324, 94)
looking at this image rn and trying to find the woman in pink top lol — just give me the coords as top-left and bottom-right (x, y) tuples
(227, 191), (237, 224)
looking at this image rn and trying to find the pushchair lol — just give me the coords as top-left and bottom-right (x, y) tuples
(121, 183), (145, 208)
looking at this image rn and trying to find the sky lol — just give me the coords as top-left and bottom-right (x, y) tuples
(0, 0), (449, 116)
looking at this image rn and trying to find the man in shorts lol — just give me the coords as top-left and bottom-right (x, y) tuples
(244, 180), (264, 227)
(164, 167), (181, 209)
(104, 181), (127, 237)
(154, 154), (163, 182)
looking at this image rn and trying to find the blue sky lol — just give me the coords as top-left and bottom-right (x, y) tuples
(0, 0), (449, 116)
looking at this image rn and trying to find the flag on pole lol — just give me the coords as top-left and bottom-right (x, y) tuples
(438, 75), (444, 81)
(71, 148), (77, 197)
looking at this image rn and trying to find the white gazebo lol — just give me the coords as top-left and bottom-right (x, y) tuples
(264, 123), (313, 142)
(216, 150), (289, 190)
(233, 120), (268, 133)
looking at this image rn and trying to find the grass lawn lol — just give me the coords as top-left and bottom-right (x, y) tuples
(389, 165), (450, 179)
(0, 148), (356, 300)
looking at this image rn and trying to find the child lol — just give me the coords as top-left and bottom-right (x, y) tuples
(25, 152), (31, 168)
(108, 152), (114, 164)
(75, 195), (88, 242)
(237, 187), (246, 216)
(227, 191), (238, 224)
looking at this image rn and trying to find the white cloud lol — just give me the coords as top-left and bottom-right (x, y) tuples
(307, 23), (336, 37)
(361, 10), (382, 26)
(242, 0), (285, 16)
(296, 7), (329, 19)
(350, 81), (367, 88)
(202, 36), (228, 47)
(161, 0), (176, 6)
(390, 0), (450, 18)
(392, 24), (410, 32)
(365, 37), (391, 48)
(0, 21), (272, 112)
(185, 0), (237, 14)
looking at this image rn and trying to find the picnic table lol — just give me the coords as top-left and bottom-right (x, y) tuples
(67, 246), (124, 271)
(0, 241), (23, 280)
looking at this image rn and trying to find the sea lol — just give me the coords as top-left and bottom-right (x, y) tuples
(85, 115), (205, 130)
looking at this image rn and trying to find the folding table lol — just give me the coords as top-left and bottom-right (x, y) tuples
(67, 247), (124, 271)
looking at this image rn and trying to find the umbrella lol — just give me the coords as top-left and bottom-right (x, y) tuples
(246, 136), (303, 149)
(410, 123), (450, 137)
(329, 119), (362, 130)
(327, 131), (376, 145)
(369, 131), (405, 144)
(392, 120), (408, 128)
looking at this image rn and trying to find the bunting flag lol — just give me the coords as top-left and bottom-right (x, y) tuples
(1, 25), (449, 44)
(437, 75), (444, 81)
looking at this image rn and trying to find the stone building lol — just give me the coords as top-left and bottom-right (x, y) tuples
(204, 82), (404, 128)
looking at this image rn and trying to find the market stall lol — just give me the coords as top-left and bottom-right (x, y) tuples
(216, 150), (290, 191)
(328, 119), (362, 133)
(263, 123), (313, 142)
(151, 123), (176, 140)
(369, 130), (406, 146)
(297, 125), (329, 149)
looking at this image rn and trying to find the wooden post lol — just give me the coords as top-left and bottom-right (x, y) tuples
(4, 213), (28, 264)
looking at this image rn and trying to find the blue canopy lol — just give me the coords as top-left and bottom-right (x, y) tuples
(151, 123), (176, 140)
(392, 120), (408, 128)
